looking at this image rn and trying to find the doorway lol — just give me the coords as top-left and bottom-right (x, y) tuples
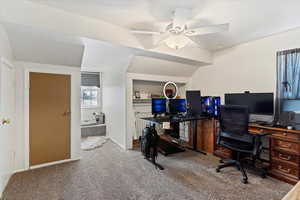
(80, 72), (107, 151)
(29, 72), (71, 166)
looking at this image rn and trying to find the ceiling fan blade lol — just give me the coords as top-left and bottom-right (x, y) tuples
(131, 29), (161, 35)
(185, 23), (229, 36)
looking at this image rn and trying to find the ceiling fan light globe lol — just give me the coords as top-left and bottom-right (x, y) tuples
(165, 35), (190, 49)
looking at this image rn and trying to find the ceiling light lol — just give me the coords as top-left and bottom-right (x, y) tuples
(164, 35), (190, 50)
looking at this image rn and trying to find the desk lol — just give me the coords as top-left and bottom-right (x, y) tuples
(142, 116), (209, 170)
(143, 115), (209, 154)
(211, 120), (300, 184)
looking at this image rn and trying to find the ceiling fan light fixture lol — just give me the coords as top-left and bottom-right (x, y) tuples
(185, 30), (195, 36)
(164, 35), (190, 50)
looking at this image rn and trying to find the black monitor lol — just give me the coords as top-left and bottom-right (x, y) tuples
(225, 93), (274, 115)
(186, 90), (202, 116)
(169, 99), (187, 115)
(152, 98), (167, 115)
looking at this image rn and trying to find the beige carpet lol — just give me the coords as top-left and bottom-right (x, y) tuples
(3, 140), (292, 200)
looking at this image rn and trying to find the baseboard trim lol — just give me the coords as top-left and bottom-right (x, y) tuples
(109, 137), (126, 150)
(30, 157), (81, 170)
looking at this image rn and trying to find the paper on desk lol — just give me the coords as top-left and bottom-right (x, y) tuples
(163, 122), (171, 129)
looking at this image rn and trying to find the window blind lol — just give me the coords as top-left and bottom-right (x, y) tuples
(81, 72), (100, 87)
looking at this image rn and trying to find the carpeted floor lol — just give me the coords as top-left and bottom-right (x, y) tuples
(3, 140), (292, 200)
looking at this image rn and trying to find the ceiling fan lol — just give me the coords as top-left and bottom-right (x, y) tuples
(131, 8), (229, 50)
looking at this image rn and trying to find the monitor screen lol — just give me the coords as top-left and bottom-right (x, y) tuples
(152, 98), (167, 114)
(186, 90), (202, 116)
(169, 99), (187, 115)
(225, 93), (274, 115)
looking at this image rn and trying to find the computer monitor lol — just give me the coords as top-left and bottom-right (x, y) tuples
(169, 99), (187, 115)
(151, 98), (167, 115)
(186, 90), (202, 117)
(225, 92), (274, 122)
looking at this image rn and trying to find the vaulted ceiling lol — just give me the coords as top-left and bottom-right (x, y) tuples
(1, 0), (300, 75)
(30, 0), (300, 50)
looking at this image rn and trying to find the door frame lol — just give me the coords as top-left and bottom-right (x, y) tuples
(24, 64), (81, 170)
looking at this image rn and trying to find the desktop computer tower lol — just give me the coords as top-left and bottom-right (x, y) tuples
(201, 96), (221, 117)
(213, 97), (221, 117)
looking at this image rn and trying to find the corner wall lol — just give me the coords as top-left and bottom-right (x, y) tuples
(81, 44), (133, 149)
(188, 27), (300, 101)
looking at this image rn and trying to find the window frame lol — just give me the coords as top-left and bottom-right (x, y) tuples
(80, 72), (102, 110)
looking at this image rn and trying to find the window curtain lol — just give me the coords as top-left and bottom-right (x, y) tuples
(275, 48), (300, 119)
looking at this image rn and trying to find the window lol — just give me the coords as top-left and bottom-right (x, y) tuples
(81, 72), (101, 109)
(81, 86), (101, 108)
(276, 48), (300, 118)
(277, 48), (300, 100)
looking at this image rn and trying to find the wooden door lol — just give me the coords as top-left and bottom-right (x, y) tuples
(29, 72), (71, 166)
(0, 59), (15, 193)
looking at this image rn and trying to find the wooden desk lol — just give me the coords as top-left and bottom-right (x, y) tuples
(190, 119), (300, 184)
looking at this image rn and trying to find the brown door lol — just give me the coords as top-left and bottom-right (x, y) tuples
(29, 72), (71, 166)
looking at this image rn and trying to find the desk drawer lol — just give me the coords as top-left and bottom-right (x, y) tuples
(272, 131), (299, 140)
(272, 151), (299, 166)
(272, 139), (300, 155)
(271, 161), (299, 178)
(248, 127), (263, 134)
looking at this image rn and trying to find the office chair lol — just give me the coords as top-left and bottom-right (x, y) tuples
(216, 105), (267, 184)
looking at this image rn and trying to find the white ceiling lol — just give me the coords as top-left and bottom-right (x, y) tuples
(3, 22), (84, 67)
(30, 0), (300, 50)
(128, 56), (199, 77)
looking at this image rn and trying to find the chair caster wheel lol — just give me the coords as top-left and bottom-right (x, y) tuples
(216, 168), (220, 173)
(242, 178), (248, 184)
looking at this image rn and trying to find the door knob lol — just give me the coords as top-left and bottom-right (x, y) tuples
(2, 119), (11, 125)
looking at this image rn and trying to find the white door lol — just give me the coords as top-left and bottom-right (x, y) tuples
(0, 58), (16, 194)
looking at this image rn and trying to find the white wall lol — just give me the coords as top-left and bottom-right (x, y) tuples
(188, 27), (300, 101)
(14, 62), (81, 171)
(81, 43), (133, 149)
(102, 72), (127, 148)
(0, 24), (13, 60)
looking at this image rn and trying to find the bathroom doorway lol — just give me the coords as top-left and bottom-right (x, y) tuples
(80, 71), (107, 151)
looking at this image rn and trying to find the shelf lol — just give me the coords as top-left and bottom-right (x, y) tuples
(133, 99), (152, 104)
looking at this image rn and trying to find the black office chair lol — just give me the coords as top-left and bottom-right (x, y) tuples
(216, 105), (266, 184)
